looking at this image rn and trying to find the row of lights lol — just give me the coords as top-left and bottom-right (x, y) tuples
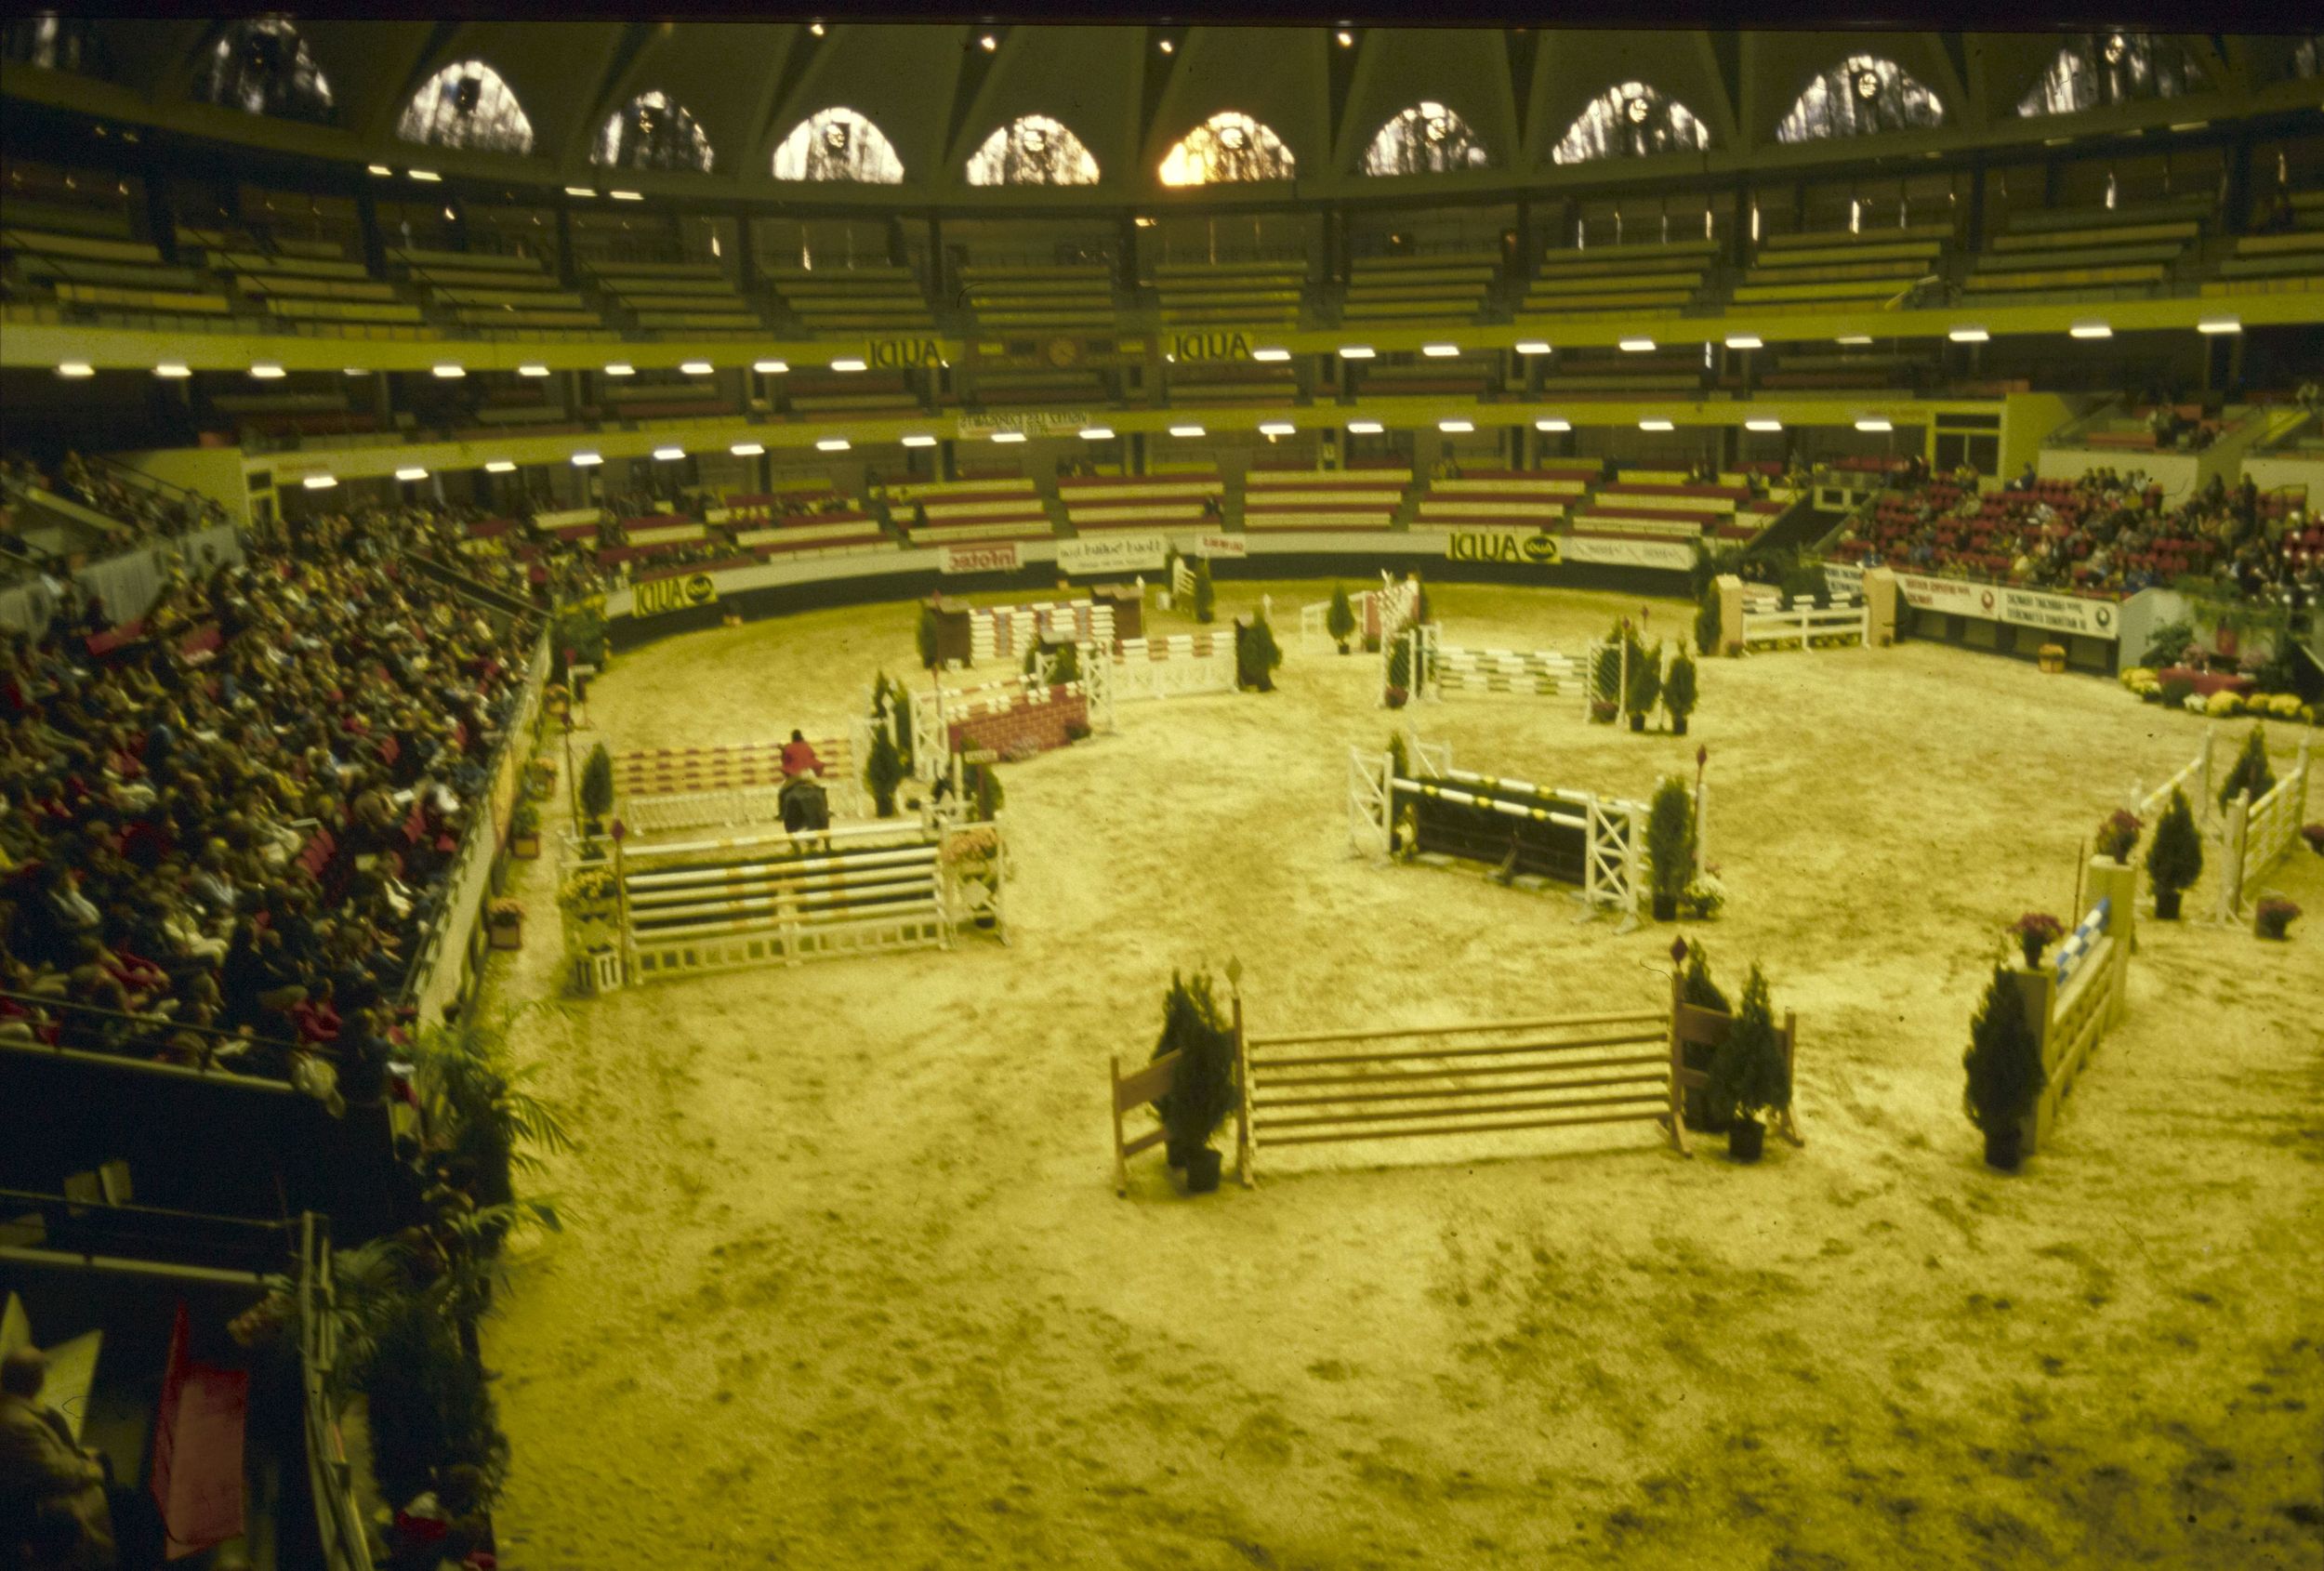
(70, 318), (2251, 384)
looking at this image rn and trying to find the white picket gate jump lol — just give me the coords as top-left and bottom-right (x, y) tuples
(1737, 595), (1869, 653)
(1112, 634), (1237, 702)
(959, 600), (1116, 667)
(2219, 736), (2312, 919)
(614, 734), (868, 826)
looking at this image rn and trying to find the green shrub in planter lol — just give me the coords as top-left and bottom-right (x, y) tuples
(363, 1285), (510, 1511)
(579, 744), (614, 837)
(2157, 676), (2196, 710)
(1192, 557), (1216, 624)
(1663, 649), (1698, 735)
(1706, 964), (1788, 1161)
(1962, 964), (2040, 1170)
(2217, 724), (2275, 813)
(1694, 582), (1722, 657)
(1386, 631), (1413, 695)
(1388, 732), (1409, 784)
(917, 604), (941, 671)
(1678, 942), (1730, 1132)
(1235, 609), (1283, 693)
(1644, 776), (1696, 920)
(1625, 640), (1663, 731)
(2145, 787), (2202, 918)
(2140, 618), (2196, 669)
(1150, 970), (1240, 1193)
(1327, 585), (1357, 653)
(865, 730), (905, 818)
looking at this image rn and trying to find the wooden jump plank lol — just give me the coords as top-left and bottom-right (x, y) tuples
(1258, 1089), (1670, 1130)
(1248, 1033), (1667, 1070)
(1245, 1010), (1665, 1050)
(1253, 1070), (1669, 1108)
(1259, 1107), (1670, 1146)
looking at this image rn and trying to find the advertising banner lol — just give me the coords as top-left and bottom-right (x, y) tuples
(1443, 530), (1564, 567)
(1893, 572), (2119, 641)
(940, 542), (1023, 575)
(956, 410), (1093, 441)
(1189, 532), (1248, 559)
(1057, 534), (1168, 575)
(631, 571), (719, 619)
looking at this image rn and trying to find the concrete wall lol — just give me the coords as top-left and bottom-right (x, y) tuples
(111, 444), (254, 528)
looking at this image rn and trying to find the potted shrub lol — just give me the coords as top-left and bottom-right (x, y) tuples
(916, 604), (941, 671)
(1694, 582), (1722, 657)
(524, 755), (556, 801)
(2146, 788), (2203, 919)
(1663, 649), (1698, 737)
(486, 899), (523, 951)
(1644, 777), (1696, 922)
(2254, 896), (2301, 941)
(1327, 585), (1357, 653)
(579, 743), (614, 838)
(508, 799), (541, 861)
(2093, 809), (2140, 865)
(1191, 557), (1216, 625)
(1624, 639), (1662, 733)
(2216, 724), (2274, 813)
(1962, 964), (2040, 1170)
(1677, 941), (1730, 1133)
(1705, 964), (1788, 1163)
(1589, 635), (1623, 725)
(2010, 912), (2065, 970)
(865, 729), (905, 818)
(1235, 610), (1283, 693)
(1149, 971), (1240, 1194)
(2303, 824), (2324, 857)
(1679, 866), (1726, 920)
(1384, 635), (1412, 709)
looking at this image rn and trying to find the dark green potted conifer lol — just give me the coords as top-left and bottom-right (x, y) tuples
(1327, 585), (1357, 654)
(1706, 964), (1788, 1162)
(2217, 724), (2274, 813)
(1644, 776), (1696, 922)
(1677, 941), (1730, 1133)
(1962, 964), (2040, 1171)
(1663, 649), (1698, 737)
(1150, 970), (1240, 1194)
(1625, 639), (1662, 733)
(1192, 558), (1216, 624)
(2146, 786), (2203, 920)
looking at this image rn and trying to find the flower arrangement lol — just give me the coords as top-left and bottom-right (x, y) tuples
(2254, 897), (2301, 941)
(488, 898), (524, 921)
(2010, 912), (2066, 969)
(561, 866), (616, 908)
(2093, 809), (2141, 865)
(2302, 823), (2324, 857)
(1679, 868), (1727, 920)
(942, 825), (1001, 865)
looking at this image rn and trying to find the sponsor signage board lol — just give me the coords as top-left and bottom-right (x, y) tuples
(631, 572), (717, 619)
(1892, 571), (2119, 641)
(940, 542), (1023, 575)
(1443, 529), (1564, 567)
(865, 337), (944, 370)
(1560, 535), (1694, 573)
(1189, 532), (1247, 559)
(1057, 533), (1168, 575)
(957, 410), (1093, 441)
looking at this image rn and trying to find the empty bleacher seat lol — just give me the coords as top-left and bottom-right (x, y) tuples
(1410, 470), (1589, 531)
(1241, 467), (1410, 531)
(1059, 475), (1221, 532)
(763, 264), (934, 335)
(2, 228), (238, 318)
(1151, 259), (1308, 328)
(1735, 223), (1952, 308)
(891, 478), (1055, 546)
(588, 258), (763, 333)
(1518, 239), (1715, 316)
(959, 264), (1116, 331)
(1340, 253), (1498, 323)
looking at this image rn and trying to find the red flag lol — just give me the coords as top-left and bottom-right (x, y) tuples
(151, 1300), (249, 1561)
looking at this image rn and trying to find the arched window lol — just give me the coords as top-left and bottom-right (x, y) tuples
(2018, 33), (2209, 115)
(194, 19), (335, 125)
(1776, 56), (1945, 143)
(1551, 82), (1710, 165)
(396, 60), (534, 155)
(2290, 35), (2321, 80)
(772, 108), (905, 183)
(1158, 112), (1295, 187)
(1361, 102), (1489, 176)
(596, 90), (713, 173)
(4, 15), (103, 74)
(966, 114), (1100, 186)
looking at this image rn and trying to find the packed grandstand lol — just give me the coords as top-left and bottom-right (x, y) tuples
(3, 18), (2321, 1571)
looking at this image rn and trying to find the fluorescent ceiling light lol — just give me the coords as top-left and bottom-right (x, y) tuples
(604, 363), (635, 376)
(1837, 335), (1875, 347)
(680, 361), (714, 375)
(154, 363), (191, 378)
(1422, 344), (1460, 358)
(754, 360), (790, 374)
(1337, 30), (1353, 46)
(901, 434), (937, 448)
(653, 447), (685, 460)
(2197, 318), (2240, 336)
(2069, 323), (2113, 339)
(563, 186), (595, 198)
(518, 363), (549, 377)
(301, 475), (337, 489)
(407, 169), (441, 183)
(1515, 340), (1552, 355)
(2170, 120), (2208, 132)
(979, 33), (997, 51)
(1169, 424), (1206, 437)
(56, 362), (93, 377)
(730, 442), (764, 456)
(610, 191), (643, 202)
(395, 468), (429, 482)
(1724, 335), (1763, 350)
(1252, 348), (1291, 363)
(1347, 420), (1384, 434)
(431, 363), (465, 378)
(1640, 419), (1676, 432)
(1338, 346), (1375, 360)
(810, 20), (825, 35)
(816, 437), (852, 452)
(1618, 337), (1657, 353)
(249, 363), (284, 379)
(484, 460), (517, 473)
(831, 358), (867, 372)
(1745, 418), (1784, 432)
(1948, 326), (1989, 343)
(1260, 422), (1296, 436)
(1439, 418), (1474, 433)
(1855, 418), (1894, 433)
(366, 164), (391, 177)
(1078, 428), (1114, 441)
(343, 367), (368, 376)
(1535, 418), (1570, 432)
(571, 453), (602, 467)
(992, 431), (1027, 443)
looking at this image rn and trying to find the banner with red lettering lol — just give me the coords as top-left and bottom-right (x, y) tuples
(940, 542), (1023, 574)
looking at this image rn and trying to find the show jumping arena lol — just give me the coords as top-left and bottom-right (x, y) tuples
(481, 579), (2323, 1570)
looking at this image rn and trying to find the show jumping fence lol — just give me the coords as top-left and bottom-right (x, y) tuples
(1301, 574), (1425, 654)
(613, 818), (1006, 983)
(2218, 735), (2312, 920)
(2005, 859), (2134, 1155)
(1108, 973), (1803, 1192)
(1736, 585), (1870, 653)
(1347, 733), (1658, 931)
(1400, 622), (1580, 702)
(952, 599), (1116, 667)
(612, 734), (869, 834)
(1112, 633), (1237, 702)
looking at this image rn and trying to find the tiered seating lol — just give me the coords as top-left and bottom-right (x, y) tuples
(958, 263), (1116, 331)
(2059, 403), (2220, 452)
(1969, 199), (2202, 297)
(784, 372), (923, 417)
(1355, 353), (1498, 399)
(966, 369), (1112, 409)
(714, 489), (887, 556)
(1751, 349), (1927, 391)
(2207, 229), (2324, 293)
(588, 258), (761, 333)
(1165, 361), (1299, 406)
(393, 247), (603, 330)
(1733, 224), (1952, 308)
(1517, 239), (1716, 316)
(1, 227), (235, 316)
(1340, 252), (1499, 323)
(1576, 480), (1755, 546)
(1151, 259), (1307, 328)
(762, 263), (933, 335)
(1240, 466), (1410, 531)
(1058, 474), (1222, 533)
(215, 392), (379, 446)
(1540, 351), (1704, 396)
(1409, 464), (1599, 531)
(888, 478), (1056, 546)
(599, 379), (737, 425)
(194, 236), (423, 326)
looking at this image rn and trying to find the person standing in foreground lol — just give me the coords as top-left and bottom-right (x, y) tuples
(0, 1348), (117, 1571)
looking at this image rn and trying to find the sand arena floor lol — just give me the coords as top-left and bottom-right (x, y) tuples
(479, 581), (2323, 1571)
